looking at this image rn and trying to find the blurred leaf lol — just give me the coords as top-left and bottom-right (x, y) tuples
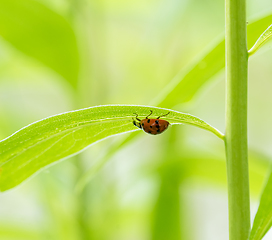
(190, 152), (269, 196)
(249, 166), (272, 240)
(156, 13), (272, 107)
(0, 224), (48, 240)
(148, 148), (269, 196)
(0, 0), (79, 87)
(74, 131), (142, 193)
(151, 160), (184, 240)
(0, 104), (223, 191)
(248, 24), (272, 56)
(154, 40), (225, 107)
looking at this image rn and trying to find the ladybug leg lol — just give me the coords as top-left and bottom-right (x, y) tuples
(145, 110), (153, 119)
(133, 113), (141, 122)
(157, 112), (170, 119)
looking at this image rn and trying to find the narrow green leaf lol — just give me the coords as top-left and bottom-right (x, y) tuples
(153, 40), (225, 107)
(0, 105), (223, 192)
(248, 24), (272, 57)
(0, 0), (79, 87)
(156, 14), (272, 107)
(249, 167), (272, 240)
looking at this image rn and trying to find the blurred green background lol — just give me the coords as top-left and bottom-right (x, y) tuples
(0, 0), (272, 239)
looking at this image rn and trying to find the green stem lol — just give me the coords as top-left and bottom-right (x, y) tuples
(225, 0), (250, 239)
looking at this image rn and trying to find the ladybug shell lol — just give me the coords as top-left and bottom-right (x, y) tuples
(140, 118), (169, 135)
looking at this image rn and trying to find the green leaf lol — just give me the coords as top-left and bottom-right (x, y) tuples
(0, 0), (79, 87)
(154, 40), (225, 107)
(156, 14), (272, 107)
(76, 15), (272, 192)
(0, 105), (223, 191)
(249, 166), (272, 240)
(0, 224), (46, 240)
(248, 24), (272, 57)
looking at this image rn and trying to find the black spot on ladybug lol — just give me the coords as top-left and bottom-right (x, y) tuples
(142, 123), (144, 126)
(148, 131), (152, 133)
(150, 125), (152, 128)
(147, 119), (150, 123)
(156, 124), (160, 128)
(157, 129), (160, 133)
(155, 120), (159, 124)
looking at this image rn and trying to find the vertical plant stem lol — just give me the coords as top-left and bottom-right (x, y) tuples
(225, 0), (250, 239)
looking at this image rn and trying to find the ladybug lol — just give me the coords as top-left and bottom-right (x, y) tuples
(133, 110), (170, 135)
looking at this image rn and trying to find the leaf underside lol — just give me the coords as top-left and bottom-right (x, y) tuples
(0, 105), (223, 191)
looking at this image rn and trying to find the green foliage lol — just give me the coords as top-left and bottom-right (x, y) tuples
(250, 167), (272, 240)
(157, 14), (272, 107)
(0, 0), (79, 87)
(156, 40), (225, 107)
(75, 13), (272, 196)
(0, 105), (223, 192)
(0, 224), (47, 240)
(248, 24), (272, 56)
(1, 0), (272, 238)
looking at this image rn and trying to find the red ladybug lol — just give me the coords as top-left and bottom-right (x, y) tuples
(133, 110), (170, 135)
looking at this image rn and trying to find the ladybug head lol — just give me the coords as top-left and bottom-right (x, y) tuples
(133, 119), (142, 129)
(132, 113), (142, 129)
